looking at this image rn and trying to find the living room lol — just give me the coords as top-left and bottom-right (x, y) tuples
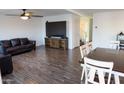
(1, 0), (124, 92)
(1, 9), (124, 84)
(0, 9), (84, 84)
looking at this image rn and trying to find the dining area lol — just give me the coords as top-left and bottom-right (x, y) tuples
(80, 42), (124, 84)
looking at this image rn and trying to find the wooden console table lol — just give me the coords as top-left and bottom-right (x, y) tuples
(45, 38), (68, 50)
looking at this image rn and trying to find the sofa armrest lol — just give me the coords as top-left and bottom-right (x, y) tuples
(29, 40), (36, 45)
(0, 54), (11, 60)
(29, 40), (36, 50)
(0, 45), (7, 55)
(0, 54), (13, 75)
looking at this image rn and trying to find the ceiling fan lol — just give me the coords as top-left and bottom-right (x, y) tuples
(5, 9), (43, 20)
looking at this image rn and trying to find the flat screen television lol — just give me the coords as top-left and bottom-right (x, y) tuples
(46, 21), (66, 38)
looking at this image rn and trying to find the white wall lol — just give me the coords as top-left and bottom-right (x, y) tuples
(93, 11), (124, 49)
(0, 14), (80, 49)
(0, 15), (43, 46)
(41, 14), (80, 49)
(71, 14), (80, 48)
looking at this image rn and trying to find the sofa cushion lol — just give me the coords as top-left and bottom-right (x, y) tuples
(0, 40), (12, 48)
(11, 38), (21, 47)
(20, 38), (29, 45)
(8, 44), (34, 51)
(6, 46), (22, 53)
(21, 44), (34, 49)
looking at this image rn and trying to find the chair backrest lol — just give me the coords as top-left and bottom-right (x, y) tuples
(112, 71), (124, 84)
(84, 57), (113, 84)
(80, 45), (87, 59)
(88, 42), (92, 51)
(110, 41), (120, 50)
(86, 42), (92, 54)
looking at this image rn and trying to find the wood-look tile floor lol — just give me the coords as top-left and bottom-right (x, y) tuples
(2, 46), (82, 84)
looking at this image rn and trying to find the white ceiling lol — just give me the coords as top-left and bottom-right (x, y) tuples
(72, 9), (124, 16)
(0, 9), (71, 16)
(0, 9), (123, 17)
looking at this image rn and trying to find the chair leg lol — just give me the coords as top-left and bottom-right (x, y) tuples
(114, 74), (120, 84)
(81, 68), (84, 81)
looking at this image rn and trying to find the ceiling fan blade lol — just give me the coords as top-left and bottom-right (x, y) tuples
(5, 14), (20, 16)
(32, 15), (43, 17)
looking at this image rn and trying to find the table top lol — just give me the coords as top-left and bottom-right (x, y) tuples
(87, 48), (124, 73)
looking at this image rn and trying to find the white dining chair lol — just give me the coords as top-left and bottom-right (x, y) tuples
(85, 42), (92, 55)
(83, 57), (113, 84)
(110, 41), (120, 50)
(80, 45), (87, 82)
(112, 71), (124, 84)
(80, 45), (87, 59)
(80, 42), (92, 82)
(88, 42), (92, 51)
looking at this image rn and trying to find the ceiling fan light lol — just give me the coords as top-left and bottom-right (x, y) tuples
(25, 13), (31, 16)
(20, 16), (29, 20)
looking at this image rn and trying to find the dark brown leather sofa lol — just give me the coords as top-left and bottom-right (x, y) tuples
(0, 54), (13, 75)
(0, 38), (36, 55)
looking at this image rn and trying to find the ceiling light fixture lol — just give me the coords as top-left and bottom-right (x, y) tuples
(20, 15), (29, 20)
(20, 9), (30, 20)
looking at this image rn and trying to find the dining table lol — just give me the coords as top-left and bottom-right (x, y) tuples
(87, 48), (124, 73)
(81, 48), (124, 83)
